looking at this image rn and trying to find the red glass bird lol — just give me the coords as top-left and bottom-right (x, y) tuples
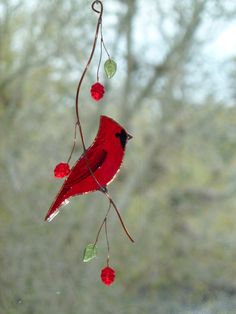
(45, 115), (132, 222)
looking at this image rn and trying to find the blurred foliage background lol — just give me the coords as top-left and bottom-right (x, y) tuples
(1, 0), (236, 313)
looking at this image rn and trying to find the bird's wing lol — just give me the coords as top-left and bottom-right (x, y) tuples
(64, 148), (107, 188)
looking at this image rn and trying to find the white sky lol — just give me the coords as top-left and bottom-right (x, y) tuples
(208, 24), (236, 59)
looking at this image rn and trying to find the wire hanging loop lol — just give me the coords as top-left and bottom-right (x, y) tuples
(92, 0), (103, 15)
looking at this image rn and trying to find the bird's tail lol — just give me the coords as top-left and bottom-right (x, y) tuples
(44, 187), (70, 222)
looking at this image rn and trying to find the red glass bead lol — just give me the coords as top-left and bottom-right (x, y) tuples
(90, 82), (105, 101)
(101, 266), (115, 286)
(54, 163), (70, 178)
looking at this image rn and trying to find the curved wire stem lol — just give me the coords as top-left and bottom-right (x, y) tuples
(72, 0), (105, 189)
(101, 22), (110, 59)
(75, 0), (103, 151)
(104, 218), (110, 266)
(96, 31), (103, 82)
(104, 191), (134, 243)
(67, 122), (78, 163)
(93, 200), (112, 247)
(69, 0), (134, 244)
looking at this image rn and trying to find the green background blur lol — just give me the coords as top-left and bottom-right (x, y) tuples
(1, 0), (236, 313)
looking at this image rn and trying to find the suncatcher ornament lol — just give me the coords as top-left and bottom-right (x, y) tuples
(44, 0), (134, 286)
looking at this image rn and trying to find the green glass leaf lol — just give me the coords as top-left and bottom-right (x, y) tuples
(83, 244), (97, 262)
(104, 59), (117, 79)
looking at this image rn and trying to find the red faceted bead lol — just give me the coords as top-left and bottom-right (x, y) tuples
(101, 266), (115, 286)
(54, 163), (70, 178)
(90, 82), (105, 101)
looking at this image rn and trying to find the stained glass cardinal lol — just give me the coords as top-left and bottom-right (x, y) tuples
(45, 115), (132, 222)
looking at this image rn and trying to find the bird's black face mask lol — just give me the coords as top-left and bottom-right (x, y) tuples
(115, 129), (132, 149)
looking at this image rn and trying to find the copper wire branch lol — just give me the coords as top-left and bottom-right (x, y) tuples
(93, 201), (112, 247)
(104, 218), (110, 266)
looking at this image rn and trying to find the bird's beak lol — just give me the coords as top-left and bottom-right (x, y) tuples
(127, 133), (133, 141)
